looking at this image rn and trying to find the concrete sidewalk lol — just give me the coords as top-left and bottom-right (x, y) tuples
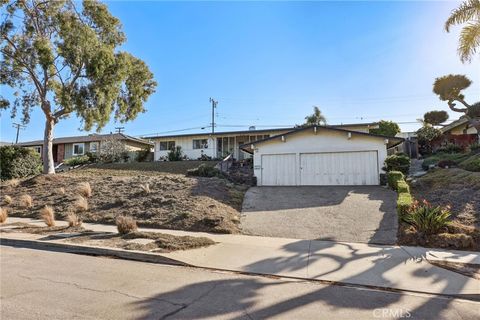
(2, 217), (479, 298)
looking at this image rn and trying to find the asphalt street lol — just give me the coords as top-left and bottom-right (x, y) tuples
(1, 245), (478, 319)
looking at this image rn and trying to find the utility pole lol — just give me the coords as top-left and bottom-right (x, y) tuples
(115, 127), (125, 134)
(209, 97), (218, 158)
(12, 123), (26, 144)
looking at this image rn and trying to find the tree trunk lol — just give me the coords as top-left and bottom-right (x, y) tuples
(43, 118), (55, 174)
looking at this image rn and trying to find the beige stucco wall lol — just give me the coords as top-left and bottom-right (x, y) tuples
(252, 128), (388, 186)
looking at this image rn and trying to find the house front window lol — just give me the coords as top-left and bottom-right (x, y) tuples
(33, 146), (41, 154)
(89, 142), (99, 153)
(73, 143), (85, 156)
(159, 141), (175, 151)
(193, 139), (208, 149)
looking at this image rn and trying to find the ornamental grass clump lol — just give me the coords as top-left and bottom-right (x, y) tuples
(40, 205), (55, 227)
(402, 199), (451, 235)
(116, 216), (137, 234)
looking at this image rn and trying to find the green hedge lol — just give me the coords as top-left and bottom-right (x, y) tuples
(396, 180), (410, 194)
(64, 155), (91, 166)
(384, 153), (410, 175)
(397, 192), (413, 216)
(387, 171), (404, 190)
(0, 146), (42, 180)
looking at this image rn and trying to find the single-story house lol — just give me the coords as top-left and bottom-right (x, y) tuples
(432, 117), (479, 150)
(144, 122), (380, 161)
(16, 133), (153, 164)
(240, 125), (403, 186)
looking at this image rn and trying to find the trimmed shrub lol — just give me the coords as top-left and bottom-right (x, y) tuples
(116, 216), (137, 234)
(397, 192), (413, 216)
(0, 146), (42, 180)
(396, 180), (410, 194)
(19, 194), (33, 208)
(384, 153), (410, 175)
(402, 200), (451, 235)
(3, 195), (12, 205)
(387, 171), (404, 190)
(186, 164), (224, 178)
(64, 155), (90, 166)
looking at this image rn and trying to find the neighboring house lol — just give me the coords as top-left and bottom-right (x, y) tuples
(16, 133), (153, 164)
(145, 123), (379, 161)
(240, 125), (403, 186)
(389, 132), (419, 158)
(433, 118), (479, 150)
(0, 141), (12, 146)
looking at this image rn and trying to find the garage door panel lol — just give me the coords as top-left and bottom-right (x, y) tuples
(261, 154), (296, 186)
(300, 151), (378, 186)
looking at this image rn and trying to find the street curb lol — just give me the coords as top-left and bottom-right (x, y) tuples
(1, 236), (479, 302)
(0, 237), (189, 267)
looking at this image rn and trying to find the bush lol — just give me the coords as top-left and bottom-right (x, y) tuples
(387, 171), (404, 190)
(135, 147), (151, 162)
(186, 164), (223, 178)
(98, 138), (128, 163)
(66, 212), (82, 227)
(85, 152), (98, 163)
(384, 153), (410, 174)
(397, 192), (413, 216)
(167, 146), (183, 161)
(0, 207), (8, 223)
(396, 180), (410, 193)
(0, 146), (42, 180)
(437, 159), (457, 168)
(40, 205), (55, 227)
(64, 155), (90, 166)
(402, 200), (451, 235)
(116, 216), (137, 234)
(459, 155), (480, 172)
(437, 143), (463, 154)
(19, 194), (33, 208)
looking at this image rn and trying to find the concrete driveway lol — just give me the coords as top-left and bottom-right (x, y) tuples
(241, 186), (398, 244)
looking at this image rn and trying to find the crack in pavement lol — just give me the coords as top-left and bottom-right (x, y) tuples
(16, 273), (185, 308)
(159, 282), (221, 320)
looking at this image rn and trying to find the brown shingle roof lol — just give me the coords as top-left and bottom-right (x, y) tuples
(16, 133), (153, 147)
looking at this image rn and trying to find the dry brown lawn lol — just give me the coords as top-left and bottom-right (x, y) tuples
(1, 166), (247, 234)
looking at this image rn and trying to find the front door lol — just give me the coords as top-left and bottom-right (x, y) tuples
(52, 145), (58, 163)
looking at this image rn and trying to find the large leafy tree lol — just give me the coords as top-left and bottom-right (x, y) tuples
(304, 106), (327, 126)
(433, 74), (480, 132)
(0, 0), (157, 174)
(369, 120), (400, 137)
(445, 0), (480, 63)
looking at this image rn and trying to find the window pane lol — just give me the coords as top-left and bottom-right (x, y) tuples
(159, 142), (167, 150)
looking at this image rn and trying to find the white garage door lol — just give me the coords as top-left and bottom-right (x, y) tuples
(300, 151), (378, 185)
(261, 154), (296, 186)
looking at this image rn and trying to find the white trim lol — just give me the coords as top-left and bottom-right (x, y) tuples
(72, 143), (85, 156)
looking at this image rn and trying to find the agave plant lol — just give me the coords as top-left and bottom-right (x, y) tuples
(402, 200), (451, 235)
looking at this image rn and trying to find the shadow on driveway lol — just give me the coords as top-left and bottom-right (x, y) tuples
(241, 186), (397, 244)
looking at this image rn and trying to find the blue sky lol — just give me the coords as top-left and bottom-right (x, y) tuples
(1, 0), (479, 143)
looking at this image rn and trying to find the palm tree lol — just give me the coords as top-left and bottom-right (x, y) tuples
(304, 106), (327, 126)
(445, 0), (480, 63)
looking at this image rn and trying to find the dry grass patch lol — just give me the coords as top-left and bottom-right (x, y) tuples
(0, 207), (8, 223)
(3, 195), (12, 205)
(66, 212), (82, 227)
(116, 216), (137, 234)
(76, 182), (92, 198)
(139, 183), (151, 194)
(56, 187), (66, 195)
(4, 179), (19, 188)
(73, 196), (88, 212)
(19, 194), (33, 208)
(40, 205), (55, 227)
